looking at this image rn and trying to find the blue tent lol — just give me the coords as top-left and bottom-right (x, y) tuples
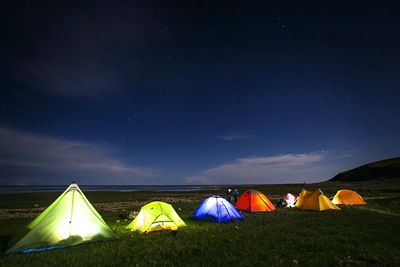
(193, 196), (244, 223)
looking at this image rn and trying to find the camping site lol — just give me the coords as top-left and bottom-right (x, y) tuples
(0, 173), (399, 266)
(1, 1), (400, 266)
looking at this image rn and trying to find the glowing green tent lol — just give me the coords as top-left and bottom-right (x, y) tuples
(126, 201), (185, 233)
(6, 182), (118, 254)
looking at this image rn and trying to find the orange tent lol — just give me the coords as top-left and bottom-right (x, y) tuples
(235, 189), (275, 212)
(332, 189), (366, 205)
(295, 189), (340, 211)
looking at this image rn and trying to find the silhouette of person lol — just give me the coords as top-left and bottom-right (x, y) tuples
(226, 188), (232, 202)
(233, 188), (239, 203)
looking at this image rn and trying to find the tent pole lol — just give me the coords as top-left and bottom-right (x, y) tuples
(69, 189), (75, 237)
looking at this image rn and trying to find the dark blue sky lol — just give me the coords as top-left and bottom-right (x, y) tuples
(0, 1), (399, 185)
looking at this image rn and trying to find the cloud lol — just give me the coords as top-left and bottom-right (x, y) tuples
(0, 127), (159, 185)
(217, 133), (257, 141)
(336, 149), (357, 158)
(14, 61), (127, 98)
(236, 154), (323, 166)
(184, 152), (336, 185)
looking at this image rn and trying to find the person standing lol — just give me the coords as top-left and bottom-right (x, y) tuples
(233, 188), (239, 204)
(226, 188), (232, 202)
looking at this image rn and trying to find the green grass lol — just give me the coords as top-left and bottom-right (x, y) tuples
(0, 182), (399, 266)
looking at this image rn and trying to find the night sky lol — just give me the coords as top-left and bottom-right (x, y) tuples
(1, 1), (399, 185)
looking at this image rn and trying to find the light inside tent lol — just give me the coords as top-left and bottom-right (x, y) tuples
(193, 196), (244, 223)
(56, 188), (102, 240)
(6, 183), (117, 254)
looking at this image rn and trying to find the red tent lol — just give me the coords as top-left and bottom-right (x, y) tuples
(235, 189), (275, 212)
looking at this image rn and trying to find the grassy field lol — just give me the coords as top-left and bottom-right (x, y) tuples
(0, 181), (399, 266)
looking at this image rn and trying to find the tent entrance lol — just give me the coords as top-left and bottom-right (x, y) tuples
(146, 213), (178, 232)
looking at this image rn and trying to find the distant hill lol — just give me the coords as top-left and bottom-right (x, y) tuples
(330, 157), (400, 182)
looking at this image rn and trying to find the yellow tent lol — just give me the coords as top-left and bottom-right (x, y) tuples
(126, 201), (185, 233)
(295, 189), (340, 211)
(332, 189), (366, 205)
